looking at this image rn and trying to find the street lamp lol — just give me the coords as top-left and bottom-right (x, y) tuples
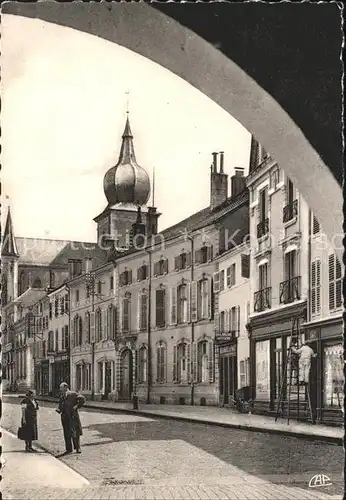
(187, 234), (195, 406)
(145, 248), (152, 404)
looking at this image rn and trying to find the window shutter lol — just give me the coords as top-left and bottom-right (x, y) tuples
(90, 311), (95, 343)
(135, 349), (139, 385)
(187, 343), (191, 383)
(312, 215), (320, 235)
(156, 346), (160, 383)
(328, 254), (335, 310)
(241, 254), (250, 278)
(170, 287), (177, 325)
(70, 319), (75, 348)
(190, 280), (198, 323)
(225, 309), (230, 333)
(207, 276), (213, 319)
(186, 252), (192, 267)
(195, 249), (201, 266)
(173, 344), (178, 383)
(192, 342), (197, 383)
(236, 305), (240, 337)
(213, 272), (220, 293)
(164, 259), (169, 274)
(174, 256), (179, 271)
(129, 270), (133, 284)
(226, 267), (231, 287)
(137, 294), (141, 331)
(187, 282), (191, 323)
(207, 245), (213, 262)
(214, 311), (219, 336)
(153, 262), (158, 277)
(208, 340), (214, 383)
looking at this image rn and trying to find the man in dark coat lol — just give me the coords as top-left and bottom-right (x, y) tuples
(56, 382), (85, 455)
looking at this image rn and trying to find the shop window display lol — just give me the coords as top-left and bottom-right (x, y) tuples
(255, 340), (270, 400)
(324, 343), (343, 408)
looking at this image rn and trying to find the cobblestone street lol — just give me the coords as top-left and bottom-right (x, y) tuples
(2, 400), (343, 499)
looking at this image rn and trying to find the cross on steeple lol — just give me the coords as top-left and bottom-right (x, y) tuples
(125, 90), (130, 115)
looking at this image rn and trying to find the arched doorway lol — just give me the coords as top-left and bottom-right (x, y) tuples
(120, 349), (133, 400)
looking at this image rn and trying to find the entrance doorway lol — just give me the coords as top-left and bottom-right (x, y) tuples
(120, 350), (133, 400)
(219, 350), (237, 405)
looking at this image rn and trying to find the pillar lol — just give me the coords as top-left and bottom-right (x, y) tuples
(102, 361), (106, 393)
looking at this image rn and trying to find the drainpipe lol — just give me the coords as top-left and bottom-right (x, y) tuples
(187, 235), (195, 406)
(146, 248), (152, 404)
(65, 284), (71, 391)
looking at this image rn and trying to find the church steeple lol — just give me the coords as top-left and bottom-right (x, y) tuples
(2, 207), (19, 258)
(118, 115), (136, 164)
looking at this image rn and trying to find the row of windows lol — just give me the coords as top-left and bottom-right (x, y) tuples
(119, 246), (214, 287)
(72, 306), (117, 346)
(47, 326), (69, 353)
(74, 276), (114, 304)
(49, 295), (69, 318)
(214, 254), (250, 293)
(121, 279), (213, 333)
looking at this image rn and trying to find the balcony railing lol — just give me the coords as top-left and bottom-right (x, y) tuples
(283, 199), (298, 223)
(257, 218), (269, 239)
(279, 276), (301, 304)
(254, 287), (272, 312)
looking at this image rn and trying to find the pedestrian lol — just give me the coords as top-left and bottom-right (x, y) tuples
(291, 340), (317, 385)
(20, 389), (39, 452)
(56, 382), (85, 455)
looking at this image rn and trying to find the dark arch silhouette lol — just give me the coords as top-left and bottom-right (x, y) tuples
(3, 3), (342, 258)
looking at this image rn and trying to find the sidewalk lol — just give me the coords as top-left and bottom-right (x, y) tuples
(1, 428), (89, 493)
(7, 394), (341, 445)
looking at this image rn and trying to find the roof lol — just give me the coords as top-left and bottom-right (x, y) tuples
(48, 241), (108, 269)
(14, 287), (47, 309)
(2, 208), (19, 257)
(15, 237), (107, 269)
(115, 188), (249, 261)
(16, 237), (71, 266)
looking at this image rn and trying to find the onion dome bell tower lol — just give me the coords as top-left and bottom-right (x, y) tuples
(103, 117), (151, 206)
(94, 114), (160, 250)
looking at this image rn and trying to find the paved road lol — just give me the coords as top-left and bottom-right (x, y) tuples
(2, 400), (342, 500)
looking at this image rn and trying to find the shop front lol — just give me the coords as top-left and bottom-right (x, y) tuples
(249, 302), (313, 420)
(303, 318), (343, 426)
(40, 360), (50, 395)
(218, 342), (237, 406)
(52, 355), (70, 397)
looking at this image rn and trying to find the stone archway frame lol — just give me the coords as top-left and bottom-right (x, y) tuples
(5, 2), (342, 259)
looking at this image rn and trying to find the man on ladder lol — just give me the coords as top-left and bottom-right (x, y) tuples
(275, 316), (317, 424)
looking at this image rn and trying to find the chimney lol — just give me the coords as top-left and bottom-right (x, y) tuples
(212, 152), (218, 173)
(84, 257), (93, 274)
(220, 152), (224, 173)
(146, 206), (159, 237)
(231, 168), (246, 197)
(210, 152), (228, 210)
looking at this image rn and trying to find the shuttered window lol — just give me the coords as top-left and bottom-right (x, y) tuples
(311, 259), (321, 315)
(140, 293), (148, 331)
(328, 254), (342, 311)
(241, 254), (250, 278)
(122, 297), (131, 333)
(156, 289), (166, 327)
(156, 343), (166, 383)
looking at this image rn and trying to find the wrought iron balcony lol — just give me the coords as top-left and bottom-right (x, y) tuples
(254, 287), (272, 312)
(283, 199), (298, 223)
(257, 218), (269, 239)
(279, 276), (301, 304)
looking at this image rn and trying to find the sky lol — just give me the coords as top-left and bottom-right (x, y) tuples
(2, 14), (251, 242)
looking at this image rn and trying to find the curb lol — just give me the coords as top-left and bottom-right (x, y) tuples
(5, 395), (342, 446)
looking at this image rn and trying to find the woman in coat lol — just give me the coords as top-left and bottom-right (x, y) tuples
(20, 389), (39, 452)
(56, 382), (85, 455)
